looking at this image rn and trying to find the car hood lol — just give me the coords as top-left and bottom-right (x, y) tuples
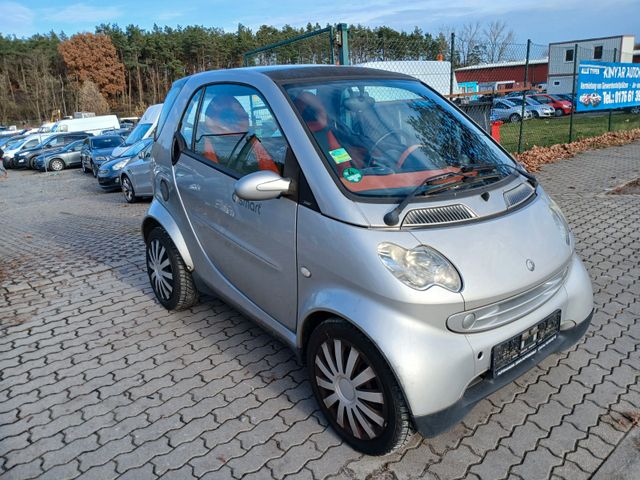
(408, 194), (573, 310)
(92, 147), (117, 157)
(101, 154), (134, 169)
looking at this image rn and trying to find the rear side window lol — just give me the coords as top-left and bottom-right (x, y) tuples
(155, 77), (188, 140)
(189, 83), (289, 177)
(179, 90), (202, 149)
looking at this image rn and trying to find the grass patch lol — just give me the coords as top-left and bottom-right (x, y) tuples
(498, 112), (640, 153)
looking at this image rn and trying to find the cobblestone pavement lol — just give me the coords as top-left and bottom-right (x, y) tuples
(0, 143), (639, 480)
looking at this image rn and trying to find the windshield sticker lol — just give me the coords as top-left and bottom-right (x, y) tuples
(342, 167), (362, 183)
(329, 148), (352, 164)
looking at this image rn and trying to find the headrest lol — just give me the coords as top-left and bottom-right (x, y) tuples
(294, 92), (328, 132)
(204, 95), (249, 134)
(343, 93), (375, 112)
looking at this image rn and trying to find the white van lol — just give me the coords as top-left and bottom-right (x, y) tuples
(51, 115), (120, 135)
(111, 104), (162, 157)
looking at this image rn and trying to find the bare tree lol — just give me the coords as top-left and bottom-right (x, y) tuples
(483, 21), (515, 63)
(456, 22), (483, 66)
(78, 81), (110, 115)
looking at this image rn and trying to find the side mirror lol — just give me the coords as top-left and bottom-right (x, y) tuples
(171, 132), (186, 165)
(234, 170), (291, 201)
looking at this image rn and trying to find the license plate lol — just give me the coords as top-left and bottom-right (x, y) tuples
(491, 310), (561, 378)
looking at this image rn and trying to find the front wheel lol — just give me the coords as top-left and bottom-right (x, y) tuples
(307, 319), (413, 455)
(82, 162), (89, 173)
(91, 162), (98, 177)
(121, 175), (138, 203)
(146, 227), (198, 311)
(509, 113), (521, 123)
(554, 109), (564, 117)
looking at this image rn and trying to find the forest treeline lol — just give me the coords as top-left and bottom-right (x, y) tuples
(0, 21), (515, 124)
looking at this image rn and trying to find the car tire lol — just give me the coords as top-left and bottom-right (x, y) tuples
(49, 159), (64, 172)
(554, 109), (564, 117)
(28, 157), (37, 169)
(91, 162), (97, 177)
(81, 162), (89, 173)
(146, 227), (198, 311)
(121, 175), (138, 203)
(630, 107), (640, 114)
(509, 113), (521, 123)
(2, 158), (10, 169)
(532, 111), (539, 119)
(307, 318), (413, 455)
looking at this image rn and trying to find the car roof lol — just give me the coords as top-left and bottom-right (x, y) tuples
(90, 134), (122, 140)
(188, 64), (415, 84)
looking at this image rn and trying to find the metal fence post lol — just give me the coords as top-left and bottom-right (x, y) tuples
(568, 43), (578, 142)
(329, 26), (335, 65)
(608, 47), (617, 132)
(337, 23), (349, 65)
(517, 40), (531, 153)
(449, 33), (455, 97)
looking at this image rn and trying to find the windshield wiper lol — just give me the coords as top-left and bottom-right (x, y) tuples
(383, 163), (535, 226)
(461, 163), (538, 188)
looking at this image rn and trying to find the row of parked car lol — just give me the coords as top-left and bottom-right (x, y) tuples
(0, 105), (162, 202)
(490, 93), (574, 123)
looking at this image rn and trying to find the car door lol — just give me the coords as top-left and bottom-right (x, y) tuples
(128, 145), (154, 195)
(67, 141), (84, 166)
(173, 83), (298, 330)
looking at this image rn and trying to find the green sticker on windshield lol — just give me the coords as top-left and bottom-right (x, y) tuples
(329, 148), (352, 164)
(342, 167), (362, 183)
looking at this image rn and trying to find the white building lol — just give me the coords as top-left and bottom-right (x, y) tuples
(358, 61), (458, 96)
(547, 35), (636, 94)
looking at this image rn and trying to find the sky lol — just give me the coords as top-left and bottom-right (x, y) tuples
(2, 0), (640, 46)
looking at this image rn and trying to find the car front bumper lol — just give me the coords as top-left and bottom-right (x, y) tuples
(359, 252), (593, 434)
(413, 308), (592, 437)
(97, 173), (121, 190)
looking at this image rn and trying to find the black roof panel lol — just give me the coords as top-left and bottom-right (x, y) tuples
(259, 64), (414, 82)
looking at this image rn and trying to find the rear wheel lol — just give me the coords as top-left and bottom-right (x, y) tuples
(307, 319), (413, 455)
(49, 159), (64, 171)
(146, 227), (198, 311)
(121, 175), (138, 203)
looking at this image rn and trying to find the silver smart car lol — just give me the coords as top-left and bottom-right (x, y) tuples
(142, 66), (593, 455)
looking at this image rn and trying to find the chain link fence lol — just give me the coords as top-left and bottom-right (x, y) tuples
(245, 27), (640, 153)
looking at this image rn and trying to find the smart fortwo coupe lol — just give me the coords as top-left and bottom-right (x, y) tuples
(142, 66), (593, 455)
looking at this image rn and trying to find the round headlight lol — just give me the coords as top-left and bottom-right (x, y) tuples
(377, 243), (462, 292)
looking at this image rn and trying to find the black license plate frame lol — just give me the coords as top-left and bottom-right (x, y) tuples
(491, 310), (561, 378)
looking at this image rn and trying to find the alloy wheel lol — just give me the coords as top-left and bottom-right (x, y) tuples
(147, 239), (174, 301)
(50, 159), (64, 171)
(122, 177), (134, 202)
(314, 339), (386, 440)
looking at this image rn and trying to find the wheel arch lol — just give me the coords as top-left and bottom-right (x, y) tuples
(142, 201), (195, 271)
(298, 308), (415, 418)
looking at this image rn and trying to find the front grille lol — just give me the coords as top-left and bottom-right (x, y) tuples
(402, 204), (476, 227)
(504, 182), (535, 208)
(447, 266), (569, 333)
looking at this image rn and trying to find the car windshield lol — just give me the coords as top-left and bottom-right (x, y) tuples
(123, 123), (152, 146)
(7, 137), (29, 150)
(91, 137), (122, 149)
(285, 79), (515, 197)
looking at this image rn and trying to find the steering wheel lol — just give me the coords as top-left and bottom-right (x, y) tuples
(371, 129), (409, 152)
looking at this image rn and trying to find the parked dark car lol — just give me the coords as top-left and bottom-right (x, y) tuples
(80, 135), (124, 177)
(0, 134), (26, 161)
(12, 132), (89, 169)
(97, 138), (153, 191)
(33, 139), (85, 172)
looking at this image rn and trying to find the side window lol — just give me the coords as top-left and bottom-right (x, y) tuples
(156, 77), (187, 140)
(192, 84), (288, 177)
(25, 139), (38, 148)
(179, 89), (202, 149)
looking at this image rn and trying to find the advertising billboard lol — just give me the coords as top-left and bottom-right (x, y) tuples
(575, 61), (640, 112)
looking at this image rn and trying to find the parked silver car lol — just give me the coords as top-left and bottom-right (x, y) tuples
(506, 96), (555, 118)
(120, 141), (155, 202)
(142, 66), (593, 455)
(491, 99), (534, 123)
